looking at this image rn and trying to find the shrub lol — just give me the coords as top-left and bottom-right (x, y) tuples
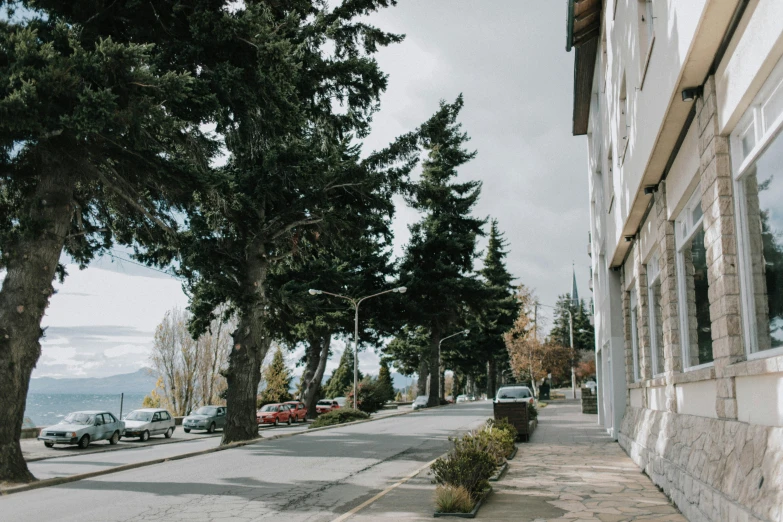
(346, 377), (386, 413)
(309, 408), (369, 429)
(434, 485), (474, 514)
(431, 439), (497, 498)
(486, 417), (518, 442)
(479, 426), (516, 462)
(528, 402), (538, 420)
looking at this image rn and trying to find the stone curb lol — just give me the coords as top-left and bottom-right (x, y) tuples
(2, 403), (453, 496)
(24, 432), (224, 463)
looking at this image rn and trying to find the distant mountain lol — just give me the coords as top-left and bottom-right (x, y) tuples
(29, 368), (158, 395)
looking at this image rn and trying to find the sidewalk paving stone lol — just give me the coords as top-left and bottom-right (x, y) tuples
(349, 400), (686, 521)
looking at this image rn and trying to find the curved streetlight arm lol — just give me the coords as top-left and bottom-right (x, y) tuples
(309, 286), (406, 409)
(438, 329), (470, 347)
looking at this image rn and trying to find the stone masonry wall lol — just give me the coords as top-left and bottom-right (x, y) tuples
(619, 407), (783, 522)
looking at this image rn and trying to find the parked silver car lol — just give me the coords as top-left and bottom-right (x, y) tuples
(495, 385), (536, 405)
(412, 396), (429, 410)
(123, 408), (176, 441)
(38, 411), (124, 449)
(182, 406), (227, 433)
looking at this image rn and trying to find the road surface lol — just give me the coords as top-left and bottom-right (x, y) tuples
(1, 402), (491, 522)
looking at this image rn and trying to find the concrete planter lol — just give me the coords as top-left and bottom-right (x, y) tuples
(488, 462), (507, 482)
(433, 487), (492, 519)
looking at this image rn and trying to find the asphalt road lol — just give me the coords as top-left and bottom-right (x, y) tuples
(1, 402), (492, 522)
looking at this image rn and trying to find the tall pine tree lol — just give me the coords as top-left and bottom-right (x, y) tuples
(323, 348), (363, 399)
(476, 220), (517, 397)
(259, 347), (293, 406)
(398, 96), (485, 407)
(377, 360), (395, 403)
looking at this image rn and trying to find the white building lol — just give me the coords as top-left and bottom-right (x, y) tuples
(567, 0), (783, 520)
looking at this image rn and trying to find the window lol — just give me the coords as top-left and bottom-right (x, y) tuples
(152, 412), (161, 421)
(731, 58), (783, 358)
(630, 289), (641, 381)
(647, 253), (664, 375)
(676, 189), (714, 369)
(637, 0), (655, 86)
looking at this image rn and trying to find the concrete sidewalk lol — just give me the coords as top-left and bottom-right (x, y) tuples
(350, 401), (686, 521)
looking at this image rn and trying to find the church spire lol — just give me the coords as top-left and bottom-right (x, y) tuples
(571, 264), (579, 303)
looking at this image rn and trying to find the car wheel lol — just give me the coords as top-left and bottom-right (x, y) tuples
(287, 416), (292, 426)
(165, 427), (174, 439)
(183, 428), (191, 433)
(208, 422), (216, 434)
(140, 430), (150, 442)
(44, 442), (54, 448)
(274, 418), (279, 427)
(109, 431), (120, 445)
(78, 435), (90, 449)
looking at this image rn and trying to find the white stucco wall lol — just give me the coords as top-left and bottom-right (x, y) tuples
(736, 372), (783, 427)
(663, 122), (700, 220)
(648, 386), (667, 411)
(675, 380), (718, 418)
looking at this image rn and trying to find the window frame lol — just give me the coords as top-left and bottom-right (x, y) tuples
(637, 0), (655, 89)
(647, 252), (664, 376)
(630, 288), (641, 382)
(730, 56), (783, 360)
(675, 188), (714, 371)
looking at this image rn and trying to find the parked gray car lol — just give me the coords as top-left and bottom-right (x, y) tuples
(182, 406), (227, 433)
(123, 408), (176, 441)
(38, 411), (124, 449)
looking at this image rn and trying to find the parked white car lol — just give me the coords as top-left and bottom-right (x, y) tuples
(495, 386), (536, 405)
(456, 394), (469, 403)
(123, 408), (176, 441)
(38, 411), (124, 449)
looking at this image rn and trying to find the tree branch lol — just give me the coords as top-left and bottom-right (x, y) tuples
(96, 169), (177, 237)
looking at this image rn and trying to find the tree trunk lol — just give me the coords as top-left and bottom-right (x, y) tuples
(427, 327), (441, 407)
(416, 358), (428, 397)
(303, 333), (330, 420)
(486, 359), (497, 399)
(222, 258), (270, 445)
(0, 170), (74, 484)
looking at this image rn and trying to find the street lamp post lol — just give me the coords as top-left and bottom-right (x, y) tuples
(308, 286), (407, 409)
(437, 329), (469, 400)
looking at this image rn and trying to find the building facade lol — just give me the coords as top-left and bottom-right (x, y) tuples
(567, 1), (783, 520)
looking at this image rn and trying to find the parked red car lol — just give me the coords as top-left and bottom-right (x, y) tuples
(257, 403), (293, 426)
(315, 399), (340, 414)
(284, 401), (307, 422)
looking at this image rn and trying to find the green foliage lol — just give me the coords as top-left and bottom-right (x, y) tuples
(486, 417), (519, 442)
(377, 360), (395, 403)
(434, 485), (474, 514)
(347, 377), (386, 413)
(323, 348), (362, 399)
(528, 402), (538, 421)
(431, 437), (497, 499)
(385, 325), (430, 376)
(397, 96), (486, 406)
(309, 408), (369, 429)
(259, 347), (292, 405)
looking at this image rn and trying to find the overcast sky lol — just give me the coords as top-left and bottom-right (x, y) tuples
(33, 1), (588, 380)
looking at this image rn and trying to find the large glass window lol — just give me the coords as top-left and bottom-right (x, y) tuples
(647, 253), (664, 375)
(630, 289), (641, 381)
(676, 191), (714, 369)
(731, 57), (783, 358)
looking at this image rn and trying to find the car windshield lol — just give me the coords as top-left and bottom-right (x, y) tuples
(317, 400), (332, 406)
(63, 413), (94, 425)
(125, 411), (153, 422)
(260, 405), (278, 412)
(194, 407), (217, 415)
(497, 388), (530, 399)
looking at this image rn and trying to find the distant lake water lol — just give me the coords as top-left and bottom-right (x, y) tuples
(25, 393), (147, 427)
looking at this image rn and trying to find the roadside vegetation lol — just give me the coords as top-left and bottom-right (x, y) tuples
(431, 418), (518, 513)
(309, 409), (369, 429)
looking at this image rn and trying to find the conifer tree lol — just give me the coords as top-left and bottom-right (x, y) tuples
(476, 220), (517, 397)
(0, 0), (218, 483)
(259, 347), (292, 406)
(323, 348), (363, 399)
(398, 96), (486, 407)
(377, 360), (395, 403)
